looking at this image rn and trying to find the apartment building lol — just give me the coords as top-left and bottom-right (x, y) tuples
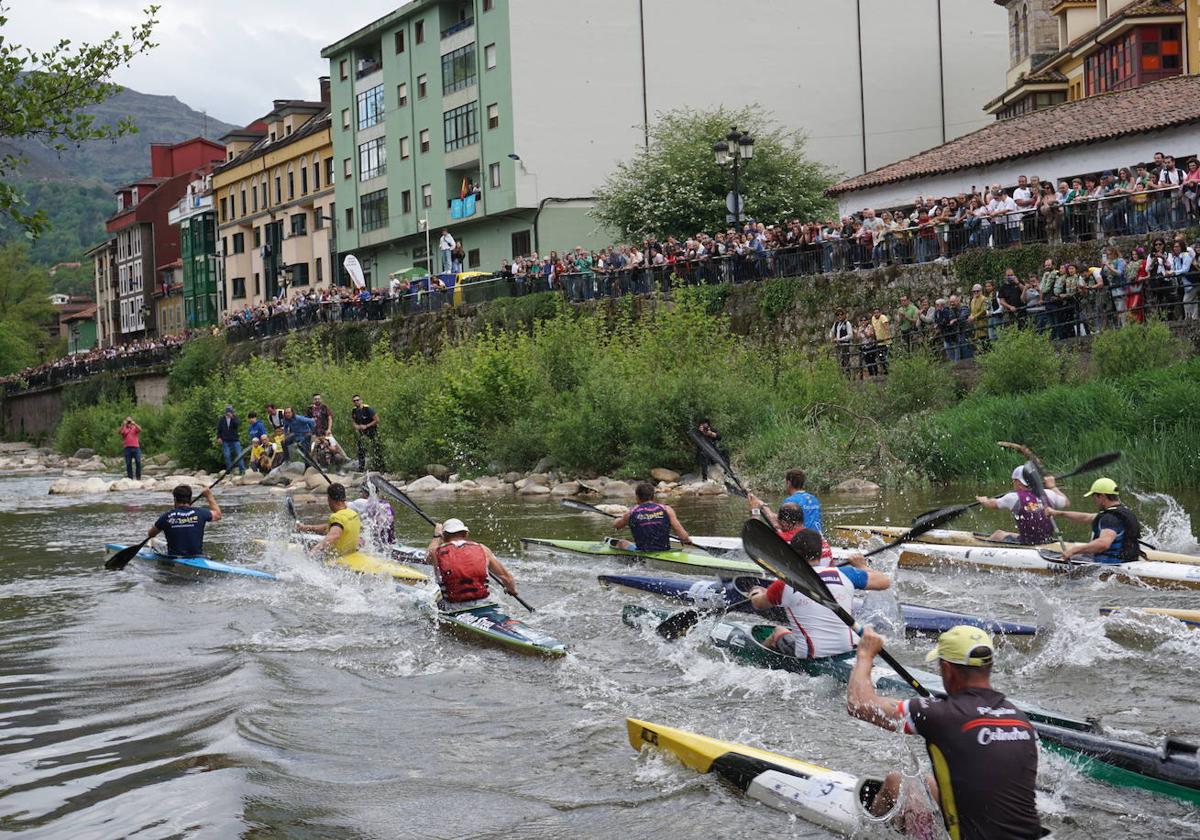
(322, 0), (1006, 281)
(987, 0), (1198, 119)
(167, 174), (220, 329)
(212, 84), (335, 314)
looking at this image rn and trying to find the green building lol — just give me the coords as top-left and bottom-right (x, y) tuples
(169, 178), (220, 328)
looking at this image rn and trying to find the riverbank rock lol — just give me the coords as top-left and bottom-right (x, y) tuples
(596, 503), (627, 516)
(502, 471), (523, 484)
(72, 448), (95, 460)
(650, 467), (681, 483)
(679, 479), (723, 496)
(472, 476), (512, 494)
(832, 478), (882, 496)
(303, 472), (327, 491)
(150, 453), (171, 466)
(600, 480), (636, 500)
(238, 473), (264, 485)
(424, 463), (451, 481)
(77, 456), (106, 471)
(49, 476), (110, 495)
(550, 481), (581, 496)
(518, 482), (551, 496)
(261, 472), (292, 487)
(533, 456), (556, 474)
(108, 477), (156, 492)
(282, 461), (306, 476)
(405, 475), (444, 493)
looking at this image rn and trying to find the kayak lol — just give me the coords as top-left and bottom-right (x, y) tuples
(897, 545), (1200, 590)
(104, 543), (277, 581)
(1100, 606), (1200, 629)
(255, 535), (429, 567)
(601, 572), (1038, 636)
(626, 718), (887, 835)
(837, 524), (1200, 567)
(522, 537), (762, 576)
(433, 601), (566, 657)
(253, 538), (428, 583)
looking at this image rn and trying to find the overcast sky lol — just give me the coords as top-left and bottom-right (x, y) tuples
(6, 0), (402, 125)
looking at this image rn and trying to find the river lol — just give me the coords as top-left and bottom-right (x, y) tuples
(1, 471), (1197, 839)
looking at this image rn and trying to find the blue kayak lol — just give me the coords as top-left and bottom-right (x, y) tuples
(598, 572), (1037, 636)
(104, 543), (277, 581)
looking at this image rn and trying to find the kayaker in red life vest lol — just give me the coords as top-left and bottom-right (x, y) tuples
(975, 464), (1068, 544)
(426, 518), (519, 605)
(747, 497), (835, 565)
(611, 482), (694, 552)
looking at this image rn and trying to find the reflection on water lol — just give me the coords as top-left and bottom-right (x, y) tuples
(0, 472), (1196, 838)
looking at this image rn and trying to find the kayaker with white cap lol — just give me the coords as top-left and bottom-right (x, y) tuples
(847, 625), (1042, 840)
(975, 464), (1068, 544)
(1049, 477), (1141, 563)
(426, 517), (519, 605)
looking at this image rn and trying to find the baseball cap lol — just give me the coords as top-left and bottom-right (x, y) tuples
(442, 518), (469, 534)
(925, 625), (995, 667)
(1084, 477), (1119, 497)
(224, 405), (234, 413)
(972, 283), (983, 291)
(1011, 465), (1029, 483)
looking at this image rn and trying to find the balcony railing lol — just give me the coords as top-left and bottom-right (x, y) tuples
(441, 17), (473, 38)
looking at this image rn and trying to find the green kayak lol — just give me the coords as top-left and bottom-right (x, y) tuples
(521, 537), (759, 576)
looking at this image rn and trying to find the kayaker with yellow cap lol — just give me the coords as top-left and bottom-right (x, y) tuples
(847, 625), (1041, 840)
(975, 464), (1068, 544)
(426, 517), (519, 605)
(1049, 477), (1141, 563)
(296, 482), (361, 557)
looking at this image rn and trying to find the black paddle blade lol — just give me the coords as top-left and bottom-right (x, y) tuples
(370, 474), (436, 526)
(741, 518), (839, 613)
(285, 496), (297, 520)
(1058, 451), (1121, 481)
(866, 504), (973, 557)
(656, 609), (700, 640)
(689, 429), (744, 492)
(559, 498), (615, 517)
(104, 537), (151, 571)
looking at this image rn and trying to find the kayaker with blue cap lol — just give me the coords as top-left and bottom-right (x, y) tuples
(612, 482), (694, 552)
(147, 484), (222, 557)
(975, 464), (1068, 544)
(1049, 477), (1141, 563)
(426, 517), (518, 605)
(848, 625), (1042, 840)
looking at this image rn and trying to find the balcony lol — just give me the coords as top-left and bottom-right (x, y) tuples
(355, 58), (381, 80)
(441, 17), (473, 39)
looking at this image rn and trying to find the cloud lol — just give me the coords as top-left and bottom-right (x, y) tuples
(4, 0), (400, 124)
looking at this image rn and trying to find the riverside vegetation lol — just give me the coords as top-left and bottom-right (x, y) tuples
(52, 291), (1199, 490)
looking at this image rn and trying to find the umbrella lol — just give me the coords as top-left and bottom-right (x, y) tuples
(388, 267), (429, 280)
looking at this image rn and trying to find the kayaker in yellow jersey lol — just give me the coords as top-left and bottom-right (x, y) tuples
(296, 482), (361, 556)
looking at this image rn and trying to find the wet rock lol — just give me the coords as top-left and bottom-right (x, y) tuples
(518, 482), (551, 496)
(108, 477), (150, 492)
(260, 473), (292, 487)
(48, 476), (110, 495)
(523, 473), (550, 487)
(405, 475), (445, 493)
(424, 463), (451, 481)
(533, 456), (556, 474)
(303, 472), (327, 490)
(502, 471), (523, 484)
(601, 481), (636, 500)
(281, 461), (307, 475)
(456, 479), (479, 491)
(832, 478), (882, 496)
(72, 448), (95, 460)
(596, 503), (628, 516)
(77, 456), (106, 471)
(239, 473), (264, 485)
(550, 481), (581, 496)
(150, 453), (171, 466)
(650, 467), (681, 483)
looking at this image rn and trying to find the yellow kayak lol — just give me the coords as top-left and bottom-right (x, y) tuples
(252, 538), (428, 583)
(1100, 607), (1200, 629)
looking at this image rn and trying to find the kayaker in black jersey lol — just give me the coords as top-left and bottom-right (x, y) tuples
(147, 484), (222, 557)
(612, 482), (694, 551)
(975, 465), (1068, 544)
(1049, 477), (1141, 563)
(425, 518), (519, 605)
(847, 625), (1042, 840)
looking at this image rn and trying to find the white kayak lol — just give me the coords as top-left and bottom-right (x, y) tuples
(899, 544), (1200, 590)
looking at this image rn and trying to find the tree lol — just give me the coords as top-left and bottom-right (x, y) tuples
(0, 4), (159, 239)
(0, 242), (53, 374)
(593, 105), (836, 240)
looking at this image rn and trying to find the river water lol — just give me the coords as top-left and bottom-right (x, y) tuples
(1, 470), (1198, 839)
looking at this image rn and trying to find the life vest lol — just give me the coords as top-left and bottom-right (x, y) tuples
(1093, 505), (1142, 563)
(1012, 487), (1055, 545)
(628, 502), (671, 552)
(435, 540), (490, 602)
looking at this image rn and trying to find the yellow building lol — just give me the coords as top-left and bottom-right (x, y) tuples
(986, 0), (1197, 118)
(212, 79), (336, 315)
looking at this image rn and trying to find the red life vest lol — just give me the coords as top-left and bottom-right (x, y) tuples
(435, 540), (490, 602)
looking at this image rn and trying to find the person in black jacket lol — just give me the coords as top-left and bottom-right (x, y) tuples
(215, 405), (244, 475)
(694, 419), (726, 480)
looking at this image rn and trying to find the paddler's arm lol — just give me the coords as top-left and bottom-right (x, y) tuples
(1043, 476), (1069, 508)
(747, 493), (779, 529)
(201, 487), (222, 523)
(664, 505), (693, 545)
(974, 495), (1001, 509)
(1047, 508), (1095, 524)
(297, 521), (331, 534)
(1060, 526), (1117, 560)
(611, 509), (631, 529)
(425, 523), (444, 562)
(484, 546), (518, 595)
(315, 523), (342, 553)
(847, 552), (890, 591)
(847, 627), (905, 729)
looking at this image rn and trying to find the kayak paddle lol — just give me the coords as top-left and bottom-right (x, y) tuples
(742, 517), (932, 698)
(860, 504), (972, 558)
(654, 609), (702, 640)
(370, 474), (536, 613)
(688, 428), (748, 498)
(557, 498), (717, 556)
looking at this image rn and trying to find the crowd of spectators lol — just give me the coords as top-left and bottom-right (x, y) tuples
(1, 333), (192, 394)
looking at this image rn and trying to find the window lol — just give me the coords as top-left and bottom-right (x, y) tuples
(420, 128), (430, 153)
(443, 102), (479, 151)
(511, 230), (531, 259)
(325, 158), (334, 186)
(418, 74), (429, 99)
(345, 207), (354, 230)
(360, 188), (389, 232)
(339, 59), (347, 80)
(252, 183), (259, 212)
(421, 183), (432, 208)
(359, 136), (387, 179)
(341, 108), (350, 128)
(313, 160), (321, 191)
(253, 227), (261, 248)
(286, 124), (293, 136)
(487, 102), (499, 129)
(485, 43), (496, 70)
(291, 262), (310, 286)
(274, 175), (282, 204)
(232, 232), (245, 254)
(489, 161), (501, 188)
(239, 188), (247, 217)
(313, 209), (323, 230)
(219, 196), (228, 222)
(356, 84), (385, 129)
(315, 257), (323, 283)
(401, 189), (412, 213)
(400, 135), (411, 159)
(468, 248), (480, 268)
(287, 168), (295, 200)
(397, 82), (408, 107)
(291, 213), (307, 236)
(232, 277), (246, 299)
(415, 19), (424, 44)
(394, 30), (405, 53)
(254, 273), (260, 296)
(441, 44), (477, 94)
(483, 0), (492, 10)
(344, 157), (353, 178)
(261, 177), (268, 206)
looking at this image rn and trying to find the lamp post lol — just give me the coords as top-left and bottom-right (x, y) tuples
(316, 210), (337, 290)
(712, 126), (754, 225)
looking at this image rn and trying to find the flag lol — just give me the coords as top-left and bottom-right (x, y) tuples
(460, 177), (468, 199)
(343, 254), (366, 289)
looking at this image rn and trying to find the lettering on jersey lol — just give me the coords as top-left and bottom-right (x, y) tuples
(976, 727), (1033, 745)
(165, 510), (201, 527)
(975, 705), (1018, 716)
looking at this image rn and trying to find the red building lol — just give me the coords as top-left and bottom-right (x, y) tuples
(100, 138), (225, 343)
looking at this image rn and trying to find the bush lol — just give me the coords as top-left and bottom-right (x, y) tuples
(1091, 319), (1181, 379)
(878, 350), (958, 419)
(55, 399), (174, 458)
(976, 327), (1067, 396)
(168, 334), (227, 398)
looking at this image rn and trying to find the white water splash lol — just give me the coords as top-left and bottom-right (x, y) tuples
(1132, 492), (1199, 555)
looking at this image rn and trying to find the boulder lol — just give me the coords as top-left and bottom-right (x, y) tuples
(304, 472), (327, 490)
(502, 471), (523, 484)
(150, 453), (171, 466)
(81, 477), (110, 494)
(239, 472), (264, 485)
(448, 473), (460, 483)
(550, 481), (581, 496)
(405, 474), (445, 493)
(533, 455), (556, 474)
(679, 480), (722, 496)
(424, 463), (451, 481)
(832, 478), (882, 496)
(72, 448), (95, 460)
(77, 457), (106, 471)
(281, 461), (307, 475)
(518, 482), (552, 496)
(292, 493), (320, 505)
(523, 472), (550, 487)
(597, 503), (628, 516)
(48, 478), (82, 495)
(601, 481), (636, 500)
(650, 467), (681, 483)
(456, 479), (479, 491)
(260, 473), (292, 487)
(62, 469), (86, 477)
(108, 477), (146, 492)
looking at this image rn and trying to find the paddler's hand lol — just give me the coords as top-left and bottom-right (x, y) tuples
(434, 522), (444, 537)
(975, 495), (990, 506)
(505, 585), (519, 597)
(847, 552), (867, 569)
(747, 492), (763, 509)
(856, 627), (886, 660)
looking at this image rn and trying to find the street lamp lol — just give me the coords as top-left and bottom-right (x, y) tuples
(713, 126), (754, 225)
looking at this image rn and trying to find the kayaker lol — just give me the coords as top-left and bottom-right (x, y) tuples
(847, 625), (1042, 840)
(147, 484), (222, 557)
(426, 517), (519, 605)
(746, 530), (889, 659)
(1049, 477), (1142, 563)
(296, 483), (361, 557)
(349, 485), (395, 547)
(612, 482), (694, 551)
(753, 469), (824, 535)
(746, 497), (835, 565)
(975, 465), (1068, 544)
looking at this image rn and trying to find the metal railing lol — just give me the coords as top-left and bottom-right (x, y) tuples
(441, 17), (474, 38)
(2, 345), (181, 396)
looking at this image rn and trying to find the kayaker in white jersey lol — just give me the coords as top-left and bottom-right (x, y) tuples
(975, 464), (1069, 544)
(747, 530), (890, 659)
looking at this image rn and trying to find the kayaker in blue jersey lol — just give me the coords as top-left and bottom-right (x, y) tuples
(750, 469), (824, 535)
(147, 484), (222, 557)
(1049, 477), (1142, 563)
(976, 464), (1068, 544)
(612, 482), (694, 552)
